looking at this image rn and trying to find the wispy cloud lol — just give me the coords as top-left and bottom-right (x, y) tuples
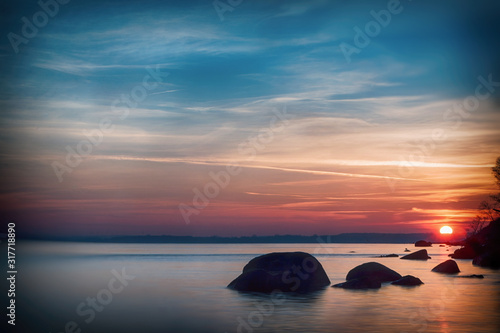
(90, 155), (420, 182)
(1, 0), (499, 236)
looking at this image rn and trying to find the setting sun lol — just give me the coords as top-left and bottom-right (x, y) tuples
(440, 226), (453, 234)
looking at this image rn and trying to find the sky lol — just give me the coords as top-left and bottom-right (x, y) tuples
(1, 0), (500, 238)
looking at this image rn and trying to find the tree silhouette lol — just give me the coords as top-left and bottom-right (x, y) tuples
(491, 156), (500, 207)
(493, 156), (500, 188)
(468, 156), (500, 236)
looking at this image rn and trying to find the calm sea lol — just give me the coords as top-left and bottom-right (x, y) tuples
(6, 241), (500, 333)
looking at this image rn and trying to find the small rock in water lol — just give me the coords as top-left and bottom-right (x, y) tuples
(391, 275), (424, 286)
(456, 274), (484, 279)
(432, 260), (460, 274)
(401, 249), (431, 260)
(415, 240), (432, 247)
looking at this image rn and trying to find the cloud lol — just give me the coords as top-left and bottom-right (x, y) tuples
(1, 0), (499, 236)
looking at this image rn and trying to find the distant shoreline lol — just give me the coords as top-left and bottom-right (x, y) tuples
(13, 233), (435, 244)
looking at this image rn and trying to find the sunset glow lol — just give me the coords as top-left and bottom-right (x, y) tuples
(439, 226), (453, 234)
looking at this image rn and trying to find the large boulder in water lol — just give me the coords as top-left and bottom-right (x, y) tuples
(401, 249), (431, 260)
(391, 275), (424, 286)
(415, 240), (432, 247)
(432, 260), (460, 274)
(333, 262), (402, 289)
(227, 252), (330, 293)
(333, 277), (381, 289)
(346, 262), (402, 282)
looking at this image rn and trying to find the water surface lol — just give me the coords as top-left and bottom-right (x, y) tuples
(7, 242), (500, 333)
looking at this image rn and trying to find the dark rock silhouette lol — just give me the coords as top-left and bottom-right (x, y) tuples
(432, 260), (460, 274)
(404, 248), (411, 252)
(450, 218), (500, 268)
(378, 254), (399, 258)
(346, 262), (402, 282)
(401, 249), (431, 260)
(449, 244), (480, 259)
(227, 252), (330, 293)
(472, 218), (500, 269)
(333, 277), (381, 289)
(473, 251), (500, 269)
(415, 240), (432, 247)
(455, 274), (484, 278)
(333, 262), (402, 290)
(391, 275), (424, 286)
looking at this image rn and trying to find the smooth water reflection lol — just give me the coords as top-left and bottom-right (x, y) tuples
(5, 242), (500, 333)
